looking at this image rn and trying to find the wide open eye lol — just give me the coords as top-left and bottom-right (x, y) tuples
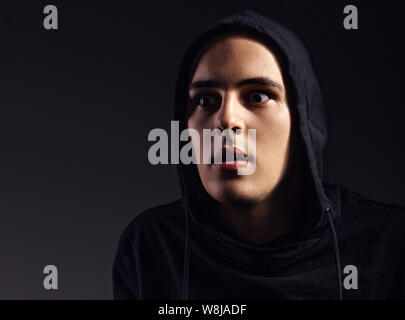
(197, 94), (217, 108)
(248, 91), (272, 104)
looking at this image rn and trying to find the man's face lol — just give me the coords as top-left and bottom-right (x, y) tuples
(187, 34), (293, 206)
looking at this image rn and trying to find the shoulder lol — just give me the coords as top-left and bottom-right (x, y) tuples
(337, 184), (405, 236)
(118, 199), (185, 243)
(340, 185), (405, 217)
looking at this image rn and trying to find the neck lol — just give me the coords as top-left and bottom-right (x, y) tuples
(218, 167), (320, 245)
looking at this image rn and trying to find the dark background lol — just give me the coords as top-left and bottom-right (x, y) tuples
(0, 0), (403, 299)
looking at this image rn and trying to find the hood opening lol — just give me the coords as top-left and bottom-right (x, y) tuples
(173, 9), (343, 300)
(174, 11), (335, 235)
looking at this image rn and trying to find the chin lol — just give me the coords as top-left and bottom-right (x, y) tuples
(208, 180), (267, 207)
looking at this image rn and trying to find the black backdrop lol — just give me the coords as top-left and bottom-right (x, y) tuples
(0, 0), (403, 299)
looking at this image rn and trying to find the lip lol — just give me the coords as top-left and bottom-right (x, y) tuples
(213, 161), (249, 171)
(211, 146), (249, 171)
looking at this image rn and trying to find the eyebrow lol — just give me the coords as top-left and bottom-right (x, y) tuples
(188, 77), (284, 92)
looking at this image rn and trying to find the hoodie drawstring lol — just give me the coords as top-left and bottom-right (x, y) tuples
(323, 207), (343, 300)
(182, 207), (343, 300)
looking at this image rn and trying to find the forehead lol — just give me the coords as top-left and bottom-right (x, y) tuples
(190, 34), (284, 84)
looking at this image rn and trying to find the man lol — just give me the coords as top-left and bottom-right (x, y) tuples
(113, 10), (405, 299)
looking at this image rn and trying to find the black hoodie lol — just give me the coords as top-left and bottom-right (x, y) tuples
(112, 10), (405, 300)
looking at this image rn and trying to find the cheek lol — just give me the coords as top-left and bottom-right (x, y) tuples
(188, 115), (206, 164)
(268, 115), (291, 143)
(255, 109), (292, 163)
(262, 105), (291, 138)
(188, 111), (212, 140)
(188, 110), (207, 132)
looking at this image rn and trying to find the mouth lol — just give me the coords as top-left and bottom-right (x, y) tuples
(211, 147), (249, 171)
(212, 161), (249, 170)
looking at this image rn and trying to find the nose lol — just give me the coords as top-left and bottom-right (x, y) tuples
(215, 92), (245, 132)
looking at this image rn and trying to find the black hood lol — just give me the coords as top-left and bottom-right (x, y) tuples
(172, 9), (343, 299)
